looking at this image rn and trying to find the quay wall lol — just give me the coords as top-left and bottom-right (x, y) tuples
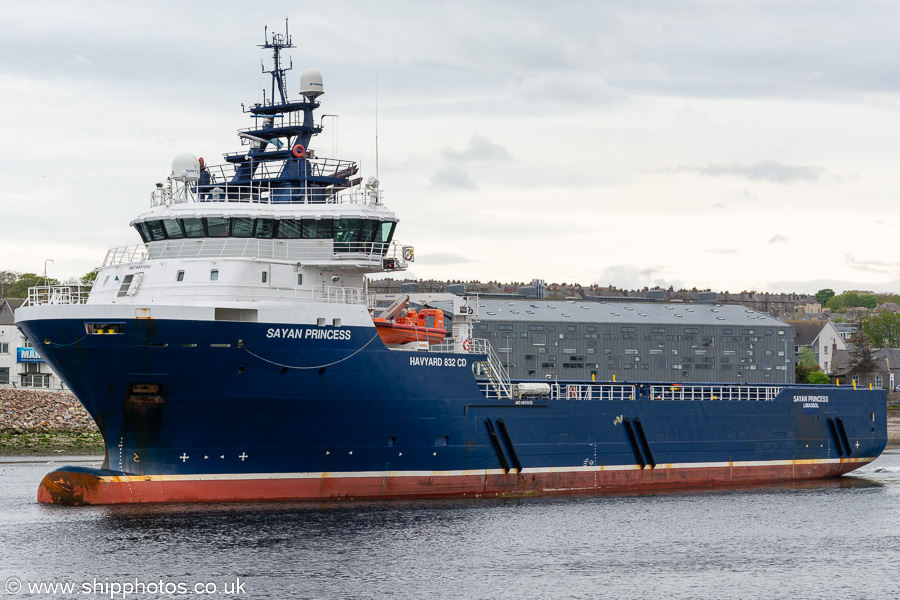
(0, 388), (98, 432)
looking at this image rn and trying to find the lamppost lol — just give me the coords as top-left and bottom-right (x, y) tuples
(43, 259), (53, 287)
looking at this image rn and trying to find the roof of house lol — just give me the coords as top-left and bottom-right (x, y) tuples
(429, 298), (788, 327)
(0, 298), (25, 326)
(831, 348), (891, 376)
(790, 320), (826, 346)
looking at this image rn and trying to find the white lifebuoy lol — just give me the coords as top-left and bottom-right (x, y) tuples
(292, 144), (305, 158)
(462, 338), (472, 352)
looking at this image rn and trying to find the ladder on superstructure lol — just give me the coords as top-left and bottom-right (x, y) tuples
(471, 338), (512, 399)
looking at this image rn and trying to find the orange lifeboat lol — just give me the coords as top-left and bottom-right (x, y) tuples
(374, 308), (447, 345)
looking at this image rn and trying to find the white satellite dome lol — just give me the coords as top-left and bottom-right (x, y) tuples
(300, 69), (324, 98)
(171, 152), (200, 182)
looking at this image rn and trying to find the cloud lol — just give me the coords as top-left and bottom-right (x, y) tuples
(592, 264), (683, 290)
(844, 253), (900, 275)
(64, 54), (94, 68)
(712, 189), (758, 210)
(664, 161), (826, 184)
(769, 234), (789, 244)
(430, 167), (475, 190)
(705, 249), (740, 255)
(419, 253), (475, 265)
(440, 135), (511, 163)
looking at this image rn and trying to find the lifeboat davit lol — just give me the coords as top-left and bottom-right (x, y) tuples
(374, 308), (447, 345)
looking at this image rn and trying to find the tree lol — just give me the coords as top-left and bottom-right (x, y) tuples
(826, 291), (878, 312)
(847, 330), (879, 375)
(798, 346), (818, 369)
(0, 270), (18, 298)
(6, 273), (59, 299)
(862, 309), (900, 348)
(815, 288), (835, 305)
(80, 270), (98, 286)
(808, 371), (830, 384)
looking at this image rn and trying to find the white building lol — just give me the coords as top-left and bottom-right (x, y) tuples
(0, 298), (64, 390)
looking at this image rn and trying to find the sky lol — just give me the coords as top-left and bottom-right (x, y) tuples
(3, 1), (900, 295)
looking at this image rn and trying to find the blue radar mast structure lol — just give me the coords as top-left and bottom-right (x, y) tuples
(212, 19), (360, 203)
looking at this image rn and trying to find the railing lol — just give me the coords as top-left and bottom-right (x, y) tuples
(26, 282), (366, 307)
(151, 181), (381, 207)
(474, 381), (784, 403)
(103, 245), (148, 266)
(102, 239), (408, 267)
(109, 282), (367, 306)
(26, 286), (92, 306)
(467, 338), (512, 399)
(557, 383), (637, 401)
(209, 155), (357, 182)
(648, 384), (782, 402)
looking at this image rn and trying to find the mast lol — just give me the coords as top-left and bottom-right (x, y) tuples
(260, 19), (293, 106)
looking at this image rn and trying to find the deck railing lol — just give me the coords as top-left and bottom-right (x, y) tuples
(102, 239), (407, 267)
(151, 181), (381, 207)
(475, 381), (784, 402)
(26, 286), (92, 306)
(26, 283), (365, 307)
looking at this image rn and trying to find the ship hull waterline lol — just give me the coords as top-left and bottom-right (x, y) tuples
(39, 459), (873, 505)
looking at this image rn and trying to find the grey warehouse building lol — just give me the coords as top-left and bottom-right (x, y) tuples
(444, 298), (796, 384)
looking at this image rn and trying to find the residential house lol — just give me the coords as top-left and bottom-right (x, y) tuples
(790, 320), (846, 373)
(0, 298), (64, 390)
(830, 347), (893, 389)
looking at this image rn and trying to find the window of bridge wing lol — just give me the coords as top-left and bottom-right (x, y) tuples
(376, 221), (396, 254)
(145, 220), (167, 241)
(134, 222), (151, 243)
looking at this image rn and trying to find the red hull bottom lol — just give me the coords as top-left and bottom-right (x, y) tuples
(38, 459), (873, 505)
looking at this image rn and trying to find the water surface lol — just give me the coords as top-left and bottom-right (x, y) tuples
(2, 452), (899, 599)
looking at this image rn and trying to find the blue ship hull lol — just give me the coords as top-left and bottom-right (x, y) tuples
(17, 316), (888, 505)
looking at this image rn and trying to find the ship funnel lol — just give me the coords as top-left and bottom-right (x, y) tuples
(300, 69), (324, 98)
(171, 152), (200, 182)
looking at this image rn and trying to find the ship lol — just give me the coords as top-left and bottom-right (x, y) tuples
(16, 24), (887, 505)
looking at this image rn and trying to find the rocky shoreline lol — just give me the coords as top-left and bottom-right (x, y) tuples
(0, 389), (104, 454)
(1, 388), (899, 455)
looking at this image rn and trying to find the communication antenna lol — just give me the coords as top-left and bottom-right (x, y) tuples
(375, 72), (380, 180)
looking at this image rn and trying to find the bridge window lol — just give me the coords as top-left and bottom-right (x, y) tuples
(206, 217), (228, 237)
(230, 218), (255, 237)
(302, 219), (333, 239)
(277, 219), (304, 239)
(134, 216), (397, 247)
(255, 219), (274, 238)
(146, 220), (166, 241)
(183, 218), (205, 238)
(162, 220), (184, 239)
(377, 221), (396, 245)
